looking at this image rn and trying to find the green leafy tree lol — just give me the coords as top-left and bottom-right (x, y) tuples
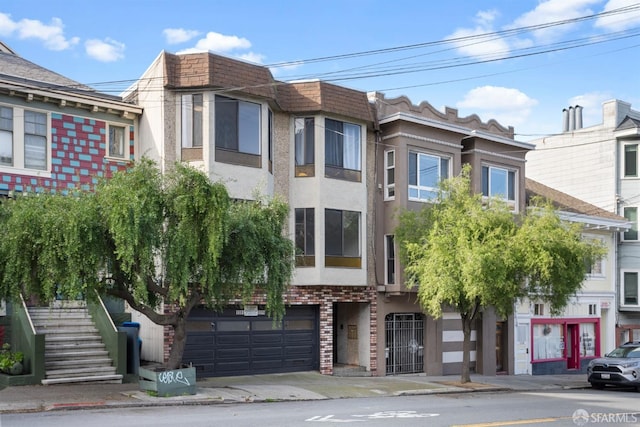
(0, 159), (295, 369)
(396, 166), (604, 383)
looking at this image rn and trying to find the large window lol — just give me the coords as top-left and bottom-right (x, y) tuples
(533, 323), (564, 360)
(408, 151), (449, 202)
(482, 165), (516, 203)
(215, 95), (260, 154)
(108, 124), (126, 159)
(181, 94), (203, 148)
(295, 117), (314, 177)
(622, 271), (639, 306)
(24, 110), (47, 170)
(0, 106), (12, 166)
(623, 207), (638, 241)
(325, 118), (361, 182)
(385, 235), (395, 284)
(624, 143), (638, 178)
(295, 208), (315, 267)
(384, 150), (395, 200)
(325, 208), (361, 268)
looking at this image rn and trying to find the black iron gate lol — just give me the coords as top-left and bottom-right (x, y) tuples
(385, 313), (424, 374)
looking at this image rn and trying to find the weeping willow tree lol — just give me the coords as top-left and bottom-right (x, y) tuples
(0, 159), (295, 369)
(396, 165), (605, 383)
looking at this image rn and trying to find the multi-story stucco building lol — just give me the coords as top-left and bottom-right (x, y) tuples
(369, 92), (534, 376)
(126, 51), (378, 377)
(526, 100), (640, 347)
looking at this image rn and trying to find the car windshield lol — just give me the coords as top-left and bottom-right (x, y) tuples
(607, 345), (640, 358)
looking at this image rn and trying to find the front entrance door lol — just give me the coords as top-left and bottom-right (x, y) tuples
(385, 313), (424, 375)
(566, 324), (580, 370)
(496, 321), (507, 372)
(514, 321), (530, 375)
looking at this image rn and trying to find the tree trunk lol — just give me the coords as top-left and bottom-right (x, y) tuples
(166, 316), (187, 370)
(460, 314), (472, 383)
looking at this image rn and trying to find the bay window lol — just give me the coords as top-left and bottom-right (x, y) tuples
(623, 207), (638, 241)
(384, 150), (395, 200)
(295, 117), (314, 177)
(622, 271), (639, 306)
(408, 151), (449, 202)
(325, 118), (361, 182)
(482, 165), (516, 205)
(215, 95), (261, 168)
(295, 208), (315, 267)
(325, 208), (361, 268)
(181, 94), (203, 148)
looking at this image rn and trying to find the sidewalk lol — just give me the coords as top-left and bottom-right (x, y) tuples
(0, 371), (590, 414)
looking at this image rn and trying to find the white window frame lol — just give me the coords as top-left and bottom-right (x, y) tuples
(384, 149), (395, 200)
(107, 123), (128, 159)
(0, 104), (51, 176)
(0, 105), (13, 167)
(623, 142), (639, 178)
(482, 164), (517, 210)
(621, 270), (640, 307)
(622, 206), (638, 241)
(408, 151), (449, 202)
(584, 236), (605, 278)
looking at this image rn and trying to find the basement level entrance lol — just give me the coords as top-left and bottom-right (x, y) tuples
(183, 305), (319, 377)
(385, 312), (424, 375)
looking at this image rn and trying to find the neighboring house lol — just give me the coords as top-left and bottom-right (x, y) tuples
(0, 43), (141, 196)
(0, 42), (141, 385)
(369, 92), (533, 376)
(526, 100), (640, 347)
(125, 51), (377, 377)
(518, 179), (629, 375)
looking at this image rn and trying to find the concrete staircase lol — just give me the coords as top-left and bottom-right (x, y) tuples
(29, 304), (123, 385)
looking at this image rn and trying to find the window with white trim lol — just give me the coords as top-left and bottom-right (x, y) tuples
(624, 143), (638, 178)
(0, 106), (12, 166)
(408, 151), (449, 202)
(482, 165), (516, 205)
(585, 236), (605, 277)
(108, 124), (126, 159)
(0, 106), (50, 172)
(623, 207), (638, 241)
(181, 94), (203, 148)
(622, 271), (639, 307)
(384, 150), (395, 200)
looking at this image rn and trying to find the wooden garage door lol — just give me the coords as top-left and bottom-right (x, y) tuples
(183, 305), (319, 377)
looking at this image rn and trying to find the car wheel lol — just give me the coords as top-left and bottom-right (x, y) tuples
(591, 383), (605, 390)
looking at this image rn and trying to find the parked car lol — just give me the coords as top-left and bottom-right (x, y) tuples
(587, 341), (640, 391)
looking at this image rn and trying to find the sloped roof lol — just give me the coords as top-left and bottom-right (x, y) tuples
(525, 178), (625, 222)
(616, 115), (640, 131)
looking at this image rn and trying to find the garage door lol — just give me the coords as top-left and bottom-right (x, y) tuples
(183, 305), (319, 377)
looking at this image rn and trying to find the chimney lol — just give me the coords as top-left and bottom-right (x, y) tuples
(568, 106), (575, 131)
(562, 108), (569, 132)
(575, 105), (583, 129)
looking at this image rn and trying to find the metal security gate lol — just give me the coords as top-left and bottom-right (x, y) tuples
(385, 313), (424, 374)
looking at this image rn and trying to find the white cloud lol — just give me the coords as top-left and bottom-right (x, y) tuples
(509, 0), (600, 42)
(163, 28), (201, 44)
(595, 0), (640, 31)
(568, 91), (613, 126)
(446, 9), (511, 60)
(236, 52), (264, 64)
(181, 31), (251, 53)
(0, 13), (78, 50)
(456, 86), (538, 127)
(85, 38), (125, 62)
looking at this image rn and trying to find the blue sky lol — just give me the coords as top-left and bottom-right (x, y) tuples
(2, 0), (640, 141)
